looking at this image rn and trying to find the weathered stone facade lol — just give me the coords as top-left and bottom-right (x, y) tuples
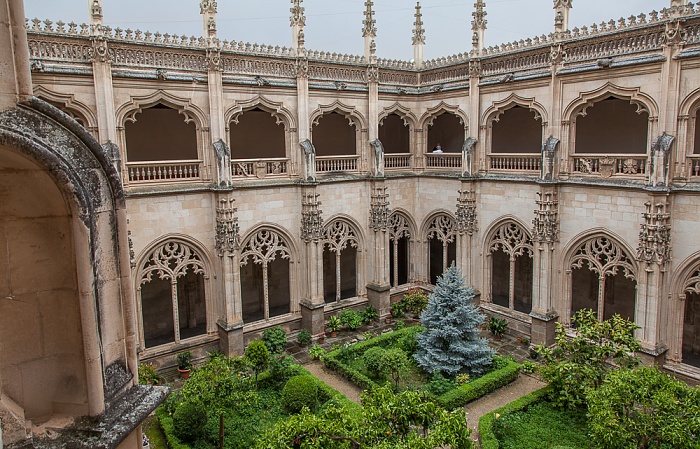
(15, 0), (700, 392)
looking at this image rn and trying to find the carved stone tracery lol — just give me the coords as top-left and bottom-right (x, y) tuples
(427, 214), (456, 245)
(685, 267), (700, 295)
(532, 192), (559, 244)
(323, 220), (359, 254)
(389, 212), (412, 241)
(571, 236), (636, 280)
(240, 230), (291, 266)
(636, 201), (671, 265)
(489, 222), (534, 260)
(456, 189), (478, 236)
(139, 241), (206, 284)
(215, 197), (239, 256)
(369, 187), (389, 231)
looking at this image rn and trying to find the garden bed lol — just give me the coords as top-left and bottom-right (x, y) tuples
(322, 325), (521, 409)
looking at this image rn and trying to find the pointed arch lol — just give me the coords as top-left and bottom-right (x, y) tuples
(322, 214), (365, 302)
(389, 208), (418, 241)
(667, 252), (700, 366)
(378, 102), (418, 129)
(419, 101), (469, 130)
(481, 93), (548, 125)
(309, 100), (367, 130)
(421, 210), (457, 284)
(225, 94), (297, 131)
(563, 82), (658, 121)
(388, 209), (417, 287)
(116, 89), (207, 128)
(33, 85), (98, 131)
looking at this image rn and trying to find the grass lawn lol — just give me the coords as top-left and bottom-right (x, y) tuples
(143, 415), (168, 449)
(492, 401), (594, 449)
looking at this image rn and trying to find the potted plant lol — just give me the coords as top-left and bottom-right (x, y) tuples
(316, 331), (326, 343)
(529, 344), (539, 360)
(297, 329), (312, 346)
(176, 350), (193, 379)
(517, 335), (530, 346)
(487, 317), (508, 340)
(327, 315), (341, 337)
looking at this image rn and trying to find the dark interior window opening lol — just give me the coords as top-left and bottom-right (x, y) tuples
(427, 113), (463, 153)
(125, 103), (197, 162)
(575, 97), (648, 154)
(230, 108), (286, 159)
(379, 114), (410, 153)
(491, 106), (542, 154)
(312, 112), (356, 156)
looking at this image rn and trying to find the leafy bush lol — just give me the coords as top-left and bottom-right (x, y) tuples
(296, 329), (312, 346)
(245, 339), (270, 382)
(402, 288), (429, 315)
(362, 346), (386, 378)
(437, 357), (520, 410)
(155, 407), (190, 449)
(396, 332), (418, 355)
(173, 398), (207, 443)
(138, 362), (161, 385)
(339, 309), (362, 330)
(327, 315), (342, 332)
(487, 317), (508, 336)
(262, 326), (288, 354)
(269, 353), (294, 384)
(390, 301), (405, 318)
(282, 375), (319, 413)
(395, 320), (406, 330)
(176, 350), (193, 370)
(309, 343), (326, 360)
(380, 348), (409, 390)
(427, 371), (456, 396)
(360, 305), (379, 324)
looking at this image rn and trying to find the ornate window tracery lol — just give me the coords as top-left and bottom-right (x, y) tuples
(323, 219), (359, 302)
(138, 240), (208, 348)
(240, 229), (291, 322)
(488, 221), (534, 313)
(388, 212), (412, 287)
(426, 214), (456, 284)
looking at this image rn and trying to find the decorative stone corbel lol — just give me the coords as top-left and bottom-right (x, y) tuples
(300, 139), (316, 181)
(213, 139), (231, 187)
(649, 132), (674, 187)
(461, 137), (477, 177)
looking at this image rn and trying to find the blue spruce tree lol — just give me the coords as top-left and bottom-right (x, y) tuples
(414, 264), (493, 376)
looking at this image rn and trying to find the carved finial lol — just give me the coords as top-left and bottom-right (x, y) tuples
(471, 0), (487, 52)
(200, 0), (218, 44)
(90, 0), (103, 32)
(412, 2), (425, 45)
(290, 0), (306, 28)
(362, 0), (377, 38)
(200, 0), (217, 15)
(553, 0), (573, 34)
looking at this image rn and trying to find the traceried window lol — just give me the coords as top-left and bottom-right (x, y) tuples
(241, 230), (291, 323)
(389, 212), (412, 287)
(488, 222), (534, 314)
(323, 219), (359, 302)
(138, 241), (208, 348)
(683, 267), (700, 368)
(570, 236), (637, 322)
(426, 214), (456, 284)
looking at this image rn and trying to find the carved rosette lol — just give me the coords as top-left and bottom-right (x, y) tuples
(91, 34), (111, 63)
(215, 197), (240, 256)
(412, 3), (425, 45)
(301, 192), (323, 242)
(532, 191), (559, 244)
(456, 189), (478, 236)
(636, 201), (671, 265)
(369, 187), (390, 232)
(206, 46), (221, 71)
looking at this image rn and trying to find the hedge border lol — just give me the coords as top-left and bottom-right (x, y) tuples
(477, 385), (553, 449)
(322, 326), (521, 410)
(155, 364), (358, 449)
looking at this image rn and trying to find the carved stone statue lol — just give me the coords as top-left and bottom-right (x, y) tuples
(649, 132), (675, 187)
(213, 138), (231, 187)
(462, 137), (477, 177)
(370, 139), (384, 177)
(541, 135), (560, 181)
(300, 139), (316, 181)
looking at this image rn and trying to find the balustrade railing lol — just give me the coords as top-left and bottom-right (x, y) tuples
(385, 153), (412, 169)
(571, 154), (648, 178)
(316, 155), (359, 173)
(126, 159), (202, 183)
(489, 154), (541, 172)
(231, 158), (288, 178)
(688, 156), (700, 178)
(425, 153), (462, 169)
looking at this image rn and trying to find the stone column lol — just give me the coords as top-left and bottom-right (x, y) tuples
(0, 0), (31, 111)
(367, 184), (391, 317)
(530, 190), (560, 345)
(455, 186), (478, 282)
(300, 187), (325, 335)
(635, 199), (671, 361)
(215, 196), (244, 355)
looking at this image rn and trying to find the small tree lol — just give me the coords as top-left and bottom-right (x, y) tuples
(588, 366), (700, 449)
(380, 348), (409, 390)
(414, 264), (493, 376)
(262, 325), (287, 354)
(245, 339), (270, 384)
(536, 308), (641, 408)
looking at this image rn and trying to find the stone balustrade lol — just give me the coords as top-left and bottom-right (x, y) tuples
(688, 156), (700, 178)
(316, 155), (359, 173)
(489, 154), (541, 172)
(126, 160), (202, 183)
(384, 153), (412, 169)
(571, 155), (648, 178)
(231, 158), (288, 178)
(425, 153), (462, 170)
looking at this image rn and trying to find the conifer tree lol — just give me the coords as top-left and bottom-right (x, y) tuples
(414, 264), (493, 376)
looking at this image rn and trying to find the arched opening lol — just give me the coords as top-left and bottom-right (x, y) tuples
(125, 103), (197, 162)
(427, 113), (463, 153)
(229, 108), (286, 159)
(569, 236), (637, 323)
(240, 230), (291, 323)
(488, 222), (534, 313)
(379, 113), (410, 153)
(138, 241), (208, 348)
(312, 112), (356, 156)
(682, 268), (700, 368)
(389, 212), (412, 288)
(491, 106), (542, 153)
(426, 214), (456, 285)
(323, 220), (359, 303)
(0, 145), (89, 421)
(694, 114), (700, 155)
(575, 97), (649, 155)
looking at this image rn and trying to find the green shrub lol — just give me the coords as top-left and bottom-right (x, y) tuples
(427, 371), (456, 396)
(245, 339), (270, 382)
(176, 350), (193, 370)
(296, 329), (311, 346)
(269, 352), (294, 384)
(309, 343), (326, 360)
(262, 326), (287, 354)
(173, 398), (207, 443)
(437, 357), (520, 409)
(155, 407), (190, 449)
(402, 288), (429, 315)
(390, 301), (405, 318)
(282, 375), (319, 413)
(339, 309), (363, 330)
(360, 305), (379, 324)
(138, 362), (161, 385)
(362, 346), (386, 378)
(394, 320), (405, 330)
(380, 348), (409, 390)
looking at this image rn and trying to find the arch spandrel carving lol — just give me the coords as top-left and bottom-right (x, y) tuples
(563, 82), (659, 121)
(139, 240), (206, 284)
(240, 229), (291, 266)
(116, 89), (207, 128)
(570, 235), (637, 280)
(378, 102), (418, 129)
(225, 94), (297, 130)
(389, 211), (412, 240)
(309, 100), (367, 130)
(481, 93), (548, 126)
(684, 267), (700, 295)
(488, 221), (534, 259)
(33, 85), (98, 130)
(426, 214), (456, 244)
(323, 219), (359, 253)
(419, 101), (469, 130)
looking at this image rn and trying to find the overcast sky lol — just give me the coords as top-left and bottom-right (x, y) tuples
(24, 1), (670, 61)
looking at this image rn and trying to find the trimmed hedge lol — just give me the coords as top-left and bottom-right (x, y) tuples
(323, 326), (521, 410)
(323, 326), (422, 391)
(156, 363), (358, 449)
(477, 385), (553, 449)
(436, 357), (521, 410)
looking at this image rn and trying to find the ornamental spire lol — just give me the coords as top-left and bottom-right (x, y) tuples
(412, 2), (425, 68)
(471, 0), (487, 53)
(89, 0), (103, 34)
(363, 0), (377, 61)
(200, 0), (218, 44)
(290, 0), (306, 54)
(553, 0), (572, 34)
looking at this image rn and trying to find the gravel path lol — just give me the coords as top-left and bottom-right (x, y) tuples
(304, 361), (363, 404)
(464, 374), (545, 443)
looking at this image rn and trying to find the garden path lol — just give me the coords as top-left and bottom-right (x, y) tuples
(304, 360), (363, 404)
(464, 374), (545, 443)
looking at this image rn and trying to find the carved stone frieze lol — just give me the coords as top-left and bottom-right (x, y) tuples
(301, 192), (323, 242)
(456, 189), (478, 236)
(532, 191), (559, 244)
(369, 186), (390, 231)
(215, 197), (239, 256)
(637, 201), (671, 265)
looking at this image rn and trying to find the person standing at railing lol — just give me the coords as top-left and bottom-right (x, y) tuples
(432, 143), (443, 153)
